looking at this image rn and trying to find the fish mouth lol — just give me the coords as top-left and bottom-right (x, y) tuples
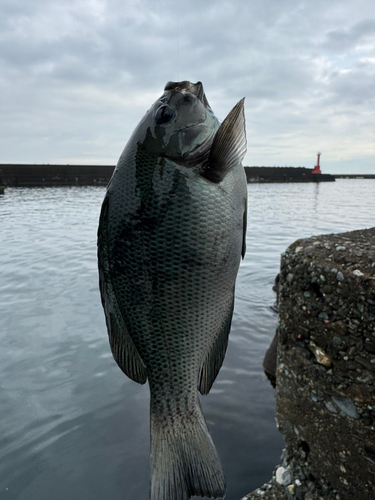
(160, 80), (218, 166)
(164, 81), (211, 109)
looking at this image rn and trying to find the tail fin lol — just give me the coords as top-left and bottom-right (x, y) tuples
(150, 404), (226, 500)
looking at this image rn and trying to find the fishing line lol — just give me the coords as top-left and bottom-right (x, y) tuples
(176, 0), (181, 80)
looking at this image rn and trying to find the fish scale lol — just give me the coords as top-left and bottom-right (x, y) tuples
(98, 81), (247, 500)
(110, 157), (237, 388)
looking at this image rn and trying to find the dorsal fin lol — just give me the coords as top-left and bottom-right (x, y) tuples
(201, 98), (247, 183)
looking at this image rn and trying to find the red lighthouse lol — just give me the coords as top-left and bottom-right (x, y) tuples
(312, 152), (322, 174)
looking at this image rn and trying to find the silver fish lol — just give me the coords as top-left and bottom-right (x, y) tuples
(97, 81), (247, 500)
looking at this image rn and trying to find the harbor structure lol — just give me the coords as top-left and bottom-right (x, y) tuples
(312, 152), (322, 175)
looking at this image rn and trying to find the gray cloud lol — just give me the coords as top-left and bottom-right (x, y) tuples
(0, 0), (374, 172)
(323, 19), (375, 53)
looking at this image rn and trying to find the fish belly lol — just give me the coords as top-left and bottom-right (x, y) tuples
(109, 158), (243, 383)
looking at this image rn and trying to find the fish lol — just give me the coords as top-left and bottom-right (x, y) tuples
(97, 80), (247, 500)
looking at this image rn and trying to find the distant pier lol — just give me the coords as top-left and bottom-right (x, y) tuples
(1, 164), (373, 188)
(0, 164), (115, 187)
(244, 166), (335, 183)
(334, 174), (375, 179)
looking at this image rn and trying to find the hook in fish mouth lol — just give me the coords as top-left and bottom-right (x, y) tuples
(164, 81), (211, 108)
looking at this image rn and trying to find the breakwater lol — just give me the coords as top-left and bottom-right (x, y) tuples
(0, 164), (338, 187)
(0, 164), (115, 187)
(245, 166), (335, 183)
(335, 174), (375, 179)
(244, 227), (375, 500)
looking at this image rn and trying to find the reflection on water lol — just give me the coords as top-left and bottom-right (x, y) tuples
(1, 181), (374, 500)
(312, 181), (320, 218)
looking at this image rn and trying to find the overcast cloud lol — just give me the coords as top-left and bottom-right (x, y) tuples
(1, 0), (374, 173)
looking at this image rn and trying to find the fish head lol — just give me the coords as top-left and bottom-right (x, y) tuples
(135, 81), (220, 165)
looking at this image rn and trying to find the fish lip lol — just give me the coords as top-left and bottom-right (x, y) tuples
(157, 81), (218, 164)
(164, 81), (209, 107)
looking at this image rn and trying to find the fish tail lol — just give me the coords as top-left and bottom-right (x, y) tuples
(150, 403), (226, 500)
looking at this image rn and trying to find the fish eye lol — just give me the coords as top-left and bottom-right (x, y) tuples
(155, 105), (174, 124)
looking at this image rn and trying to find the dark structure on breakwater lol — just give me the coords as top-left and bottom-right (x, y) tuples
(335, 174), (375, 179)
(0, 164), (115, 187)
(244, 166), (335, 183)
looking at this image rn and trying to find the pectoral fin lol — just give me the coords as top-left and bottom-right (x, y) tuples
(98, 196), (147, 384)
(201, 98), (247, 183)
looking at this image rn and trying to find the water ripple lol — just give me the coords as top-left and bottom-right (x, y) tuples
(1, 181), (374, 499)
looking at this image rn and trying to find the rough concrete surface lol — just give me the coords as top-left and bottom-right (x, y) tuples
(243, 227), (375, 500)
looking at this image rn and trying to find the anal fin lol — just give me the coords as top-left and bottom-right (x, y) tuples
(198, 296), (235, 395)
(107, 310), (148, 384)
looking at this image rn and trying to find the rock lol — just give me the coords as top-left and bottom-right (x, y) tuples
(353, 269), (364, 277)
(275, 466), (291, 486)
(324, 401), (337, 413)
(309, 342), (332, 367)
(252, 228), (375, 500)
(336, 271), (344, 281)
(286, 484), (295, 495)
(331, 397), (360, 419)
(332, 336), (344, 346)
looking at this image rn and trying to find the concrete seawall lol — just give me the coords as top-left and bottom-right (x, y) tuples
(243, 227), (375, 500)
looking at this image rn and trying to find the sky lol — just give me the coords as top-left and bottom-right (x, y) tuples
(1, 0), (374, 174)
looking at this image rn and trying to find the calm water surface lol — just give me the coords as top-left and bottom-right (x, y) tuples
(1, 180), (374, 500)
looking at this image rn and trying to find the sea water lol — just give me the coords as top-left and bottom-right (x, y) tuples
(0, 180), (374, 500)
